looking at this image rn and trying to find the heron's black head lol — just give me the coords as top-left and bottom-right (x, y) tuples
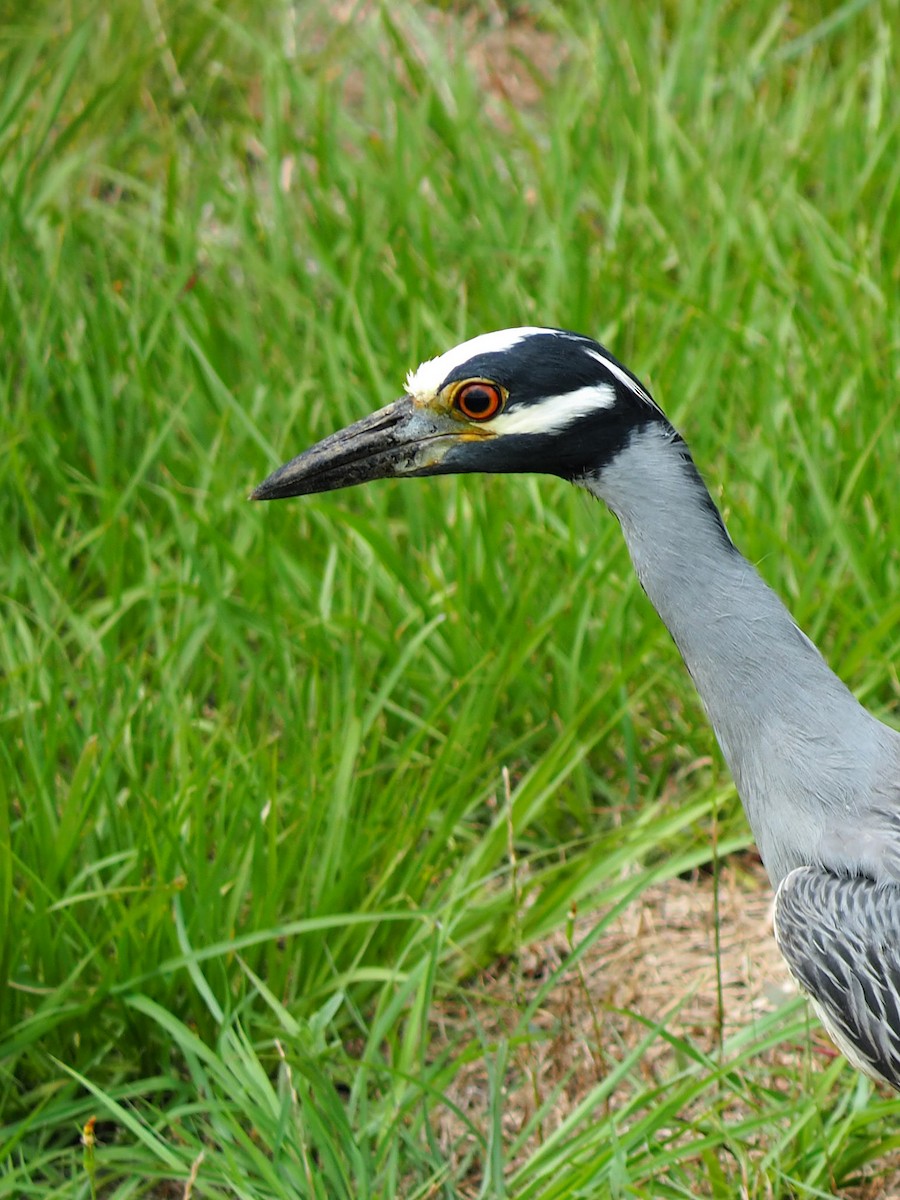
(252, 327), (669, 500)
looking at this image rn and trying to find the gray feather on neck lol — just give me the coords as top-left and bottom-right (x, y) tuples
(581, 424), (900, 887)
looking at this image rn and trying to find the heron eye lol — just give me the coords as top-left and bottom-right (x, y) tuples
(455, 381), (504, 421)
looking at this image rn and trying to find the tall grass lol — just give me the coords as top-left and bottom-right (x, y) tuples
(2, 0), (899, 1195)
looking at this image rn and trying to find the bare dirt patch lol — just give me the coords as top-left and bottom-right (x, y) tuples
(432, 857), (900, 1197)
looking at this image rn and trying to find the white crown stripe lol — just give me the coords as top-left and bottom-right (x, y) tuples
(489, 383), (617, 435)
(406, 327), (554, 398)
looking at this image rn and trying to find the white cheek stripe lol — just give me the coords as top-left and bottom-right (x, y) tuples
(405, 327), (552, 399)
(583, 347), (655, 407)
(488, 383), (616, 435)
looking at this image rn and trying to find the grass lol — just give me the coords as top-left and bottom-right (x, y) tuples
(2, 0), (900, 1194)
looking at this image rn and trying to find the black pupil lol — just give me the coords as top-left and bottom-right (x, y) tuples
(463, 386), (493, 415)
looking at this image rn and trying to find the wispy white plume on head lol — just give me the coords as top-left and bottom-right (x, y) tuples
(583, 347), (657, 410)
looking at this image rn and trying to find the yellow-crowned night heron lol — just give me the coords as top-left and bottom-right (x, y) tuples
(253, 327), (900, 1089)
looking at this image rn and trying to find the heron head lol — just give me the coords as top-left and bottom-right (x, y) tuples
(252, 327), (665, 500)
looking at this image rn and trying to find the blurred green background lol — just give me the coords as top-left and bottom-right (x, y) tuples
(2, 1), (900, 1195)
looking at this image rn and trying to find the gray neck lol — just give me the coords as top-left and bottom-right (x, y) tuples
(583, 423), (899, 886)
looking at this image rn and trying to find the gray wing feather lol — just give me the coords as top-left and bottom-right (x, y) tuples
(774, 865), (900, 1089)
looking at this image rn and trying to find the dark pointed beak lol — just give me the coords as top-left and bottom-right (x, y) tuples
(251, 397), (468, 500)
